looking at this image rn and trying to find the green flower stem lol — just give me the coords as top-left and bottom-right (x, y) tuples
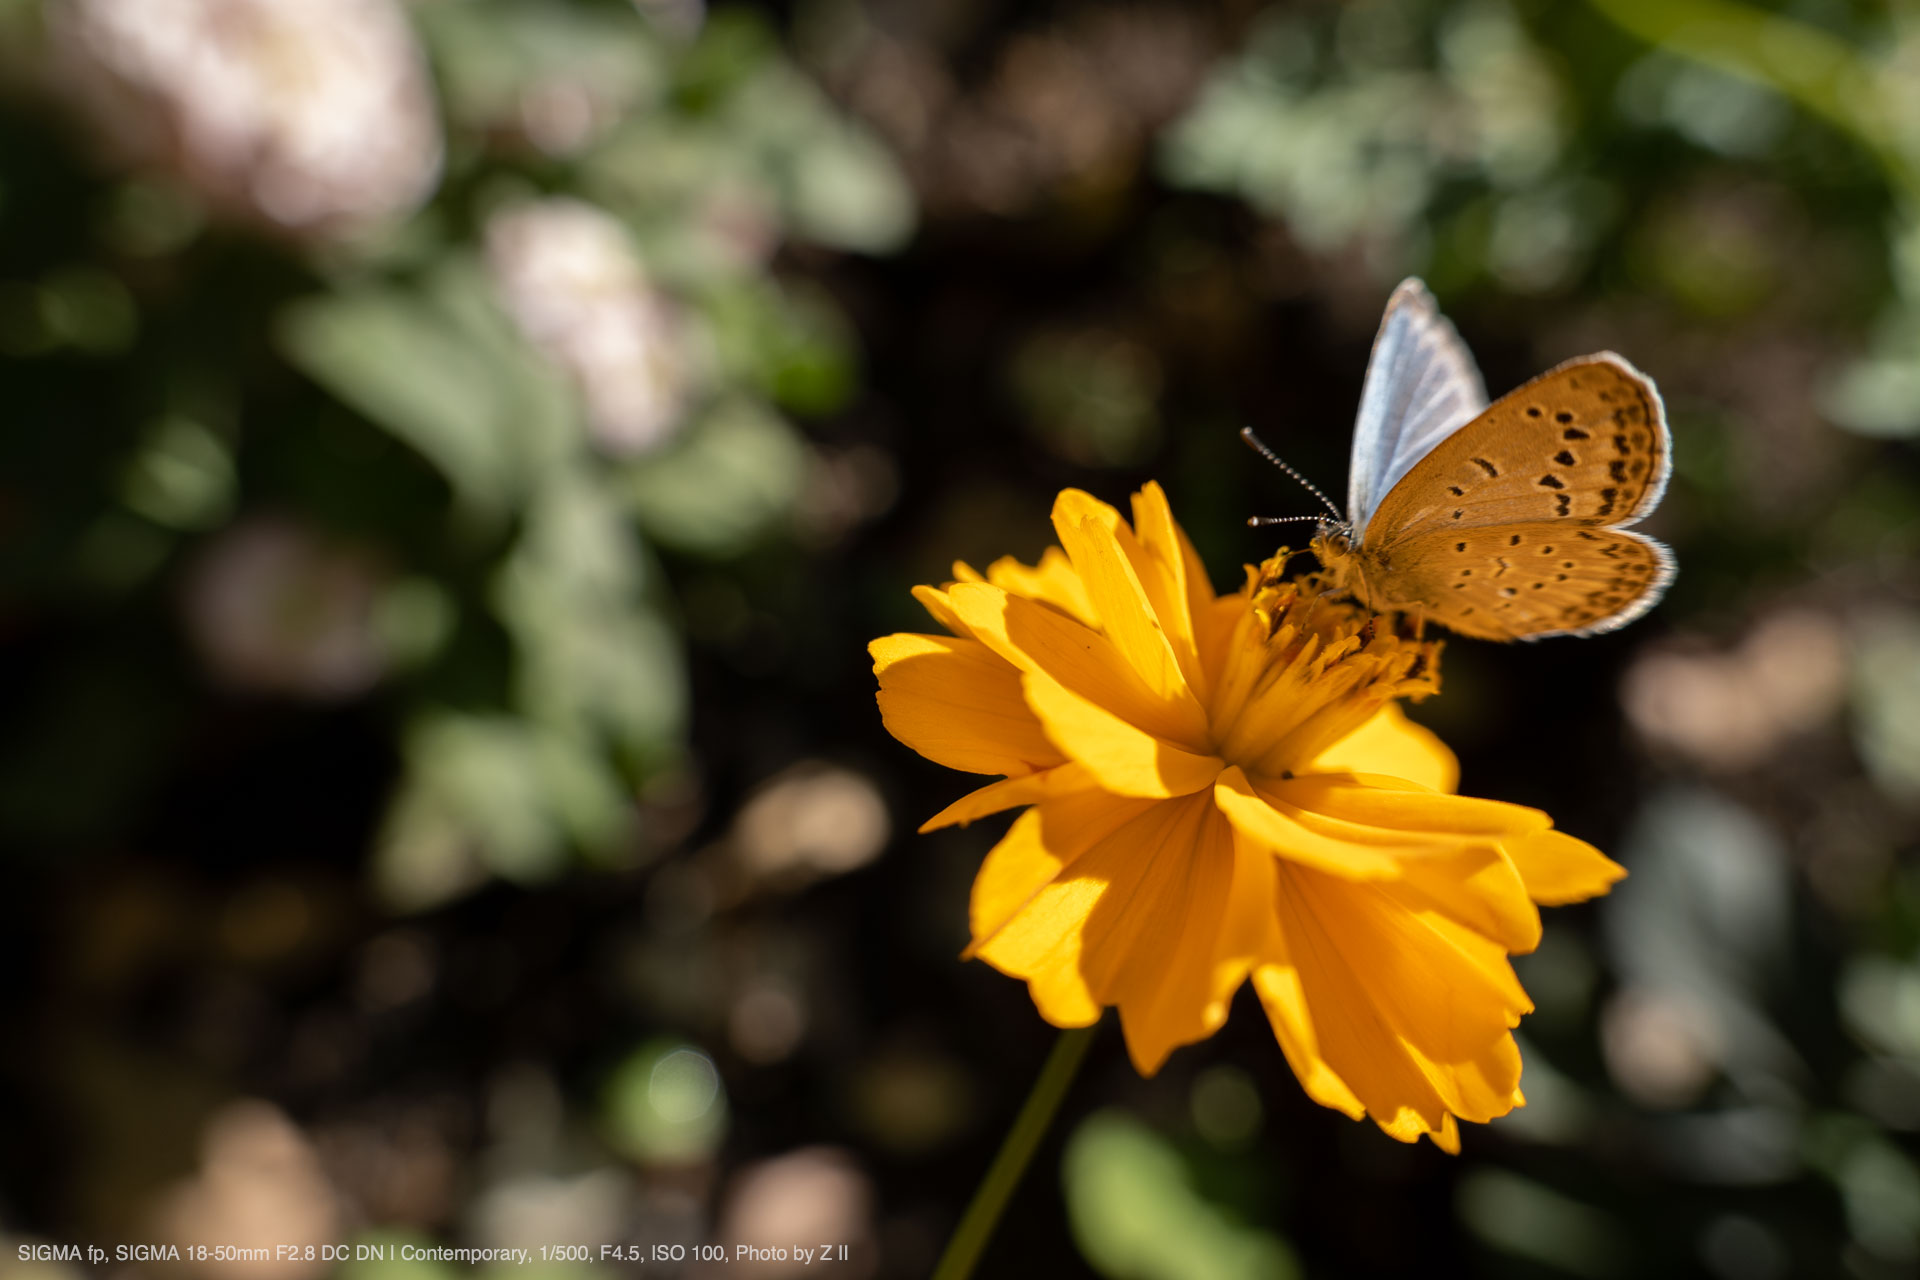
(931, 1022), (1100, 1280)
(1584, 0), (1917, 197)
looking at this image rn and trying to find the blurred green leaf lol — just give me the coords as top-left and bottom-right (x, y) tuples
(585, 116), (778, 287)
(373, 577), (457, 671)
(72, 511), (172, 591)
(1011, 329), (1163, 468)
(1188, 1066), (1263, 1152)
(1064, 1110), (1298, 1280)
(1585, 0), (1910, 189)
(1161, 5), (1581, 288)
(39, 266), (137, 353)
(622, 396), (806, 556)
(672, 8), (782, 113)
(277, 259), (577, 516)
(1821, 353), (1920, 439)
(1806, 1114), (1920, 1263)
(414, 0), (665, 135)
(1457, 1169), (1627, 1277)
(376, 711), (632, 909)
(703, 277), (857, 416)
(493, 470), (686, 755)
(119, 414), (234, 531)
(99, 180), (204, 258)
(603, 1040), (728, 1165)
(1851, 611), (1920, 803)
(765, 101), (916, 253)
(338, 1232), (458, 1280)
(585, 10), (912, 258)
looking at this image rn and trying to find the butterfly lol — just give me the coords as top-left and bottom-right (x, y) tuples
(1248, 278), (1675, 642)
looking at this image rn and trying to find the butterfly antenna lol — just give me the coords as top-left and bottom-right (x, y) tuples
(1240, 427), (1342, 521)
(1246, 515), (1323, 529)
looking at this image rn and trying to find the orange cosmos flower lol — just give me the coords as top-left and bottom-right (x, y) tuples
(871, 483), (1624, 1151)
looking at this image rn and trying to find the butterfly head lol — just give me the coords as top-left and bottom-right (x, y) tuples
(1311, 520), (1395, 617)
(1308, 520), (1356, 581)
(1311, 521), (1353, 556)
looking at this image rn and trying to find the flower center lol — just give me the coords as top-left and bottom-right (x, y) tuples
(1205, 553), (1441, 776)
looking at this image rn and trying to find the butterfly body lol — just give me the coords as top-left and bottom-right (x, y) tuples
(1305, 282), (1675, 642)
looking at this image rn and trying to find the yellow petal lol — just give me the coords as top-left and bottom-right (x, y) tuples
(1023, 670), (1223, 798)
(1196, 593), (1246, 682)
(910, 584), (973, 638)
(1382, 845), (1542, 954)
(872, 633), (1064, 776)
(970, 793), (1241, 1073)
(970, 841), (1107, 1027)
(1255, 787), (1506, 856)
(1414, 911), (1534, 1017)
(985, 547), (1098, 628)
(1131, 481), (1218, 646)
(1213, 766), (1403, 878)
(968, 788), (1159, 957)
(1503, 829), (1626, 905)
(1256, 862), (1529, 1145)
(1289, 864), (1528, 1116)
(946, 581), (1211, 753)
(1238, 770), (1542, 950)
(1104, 798), (1248, 1076)
(969, 794), (1181, 1026)
(1123, 482), (1210, 702)
(1251, 941), (1366, 1122)
(1309, 703), (1459, 794)
(1217, 811), (1282, 964)
(1269, 773), (1552, 839)
(919, 762), (1096, 832)
(1050, 491), (1211, 743)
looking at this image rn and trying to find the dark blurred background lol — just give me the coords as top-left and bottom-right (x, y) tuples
(0, 0), (1917, 1277)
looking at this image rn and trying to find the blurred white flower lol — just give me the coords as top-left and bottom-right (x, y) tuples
(729, 976), (807, 1064)
(517, 79), (604, 157)
(795, 444), (900, 547)
(184, 518), (388, 699)
(1601, 985), (1720, 1109)
(470, 1169), (635, 1255)
(632, 0), (704, 41)
(311, 1108), (455, 1227)
(730, 761), (890, 887)
(718, 1148), (875, 1279)
(51, 0), (442, 236)
(1602, 788), (1800, 1108)
(486, 198), (693, 456)
(1623, 609), (1847, 771)
(153, 1101), (341, 1280)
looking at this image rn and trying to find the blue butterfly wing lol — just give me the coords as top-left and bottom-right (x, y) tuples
(1347, 279), (1489, 541)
